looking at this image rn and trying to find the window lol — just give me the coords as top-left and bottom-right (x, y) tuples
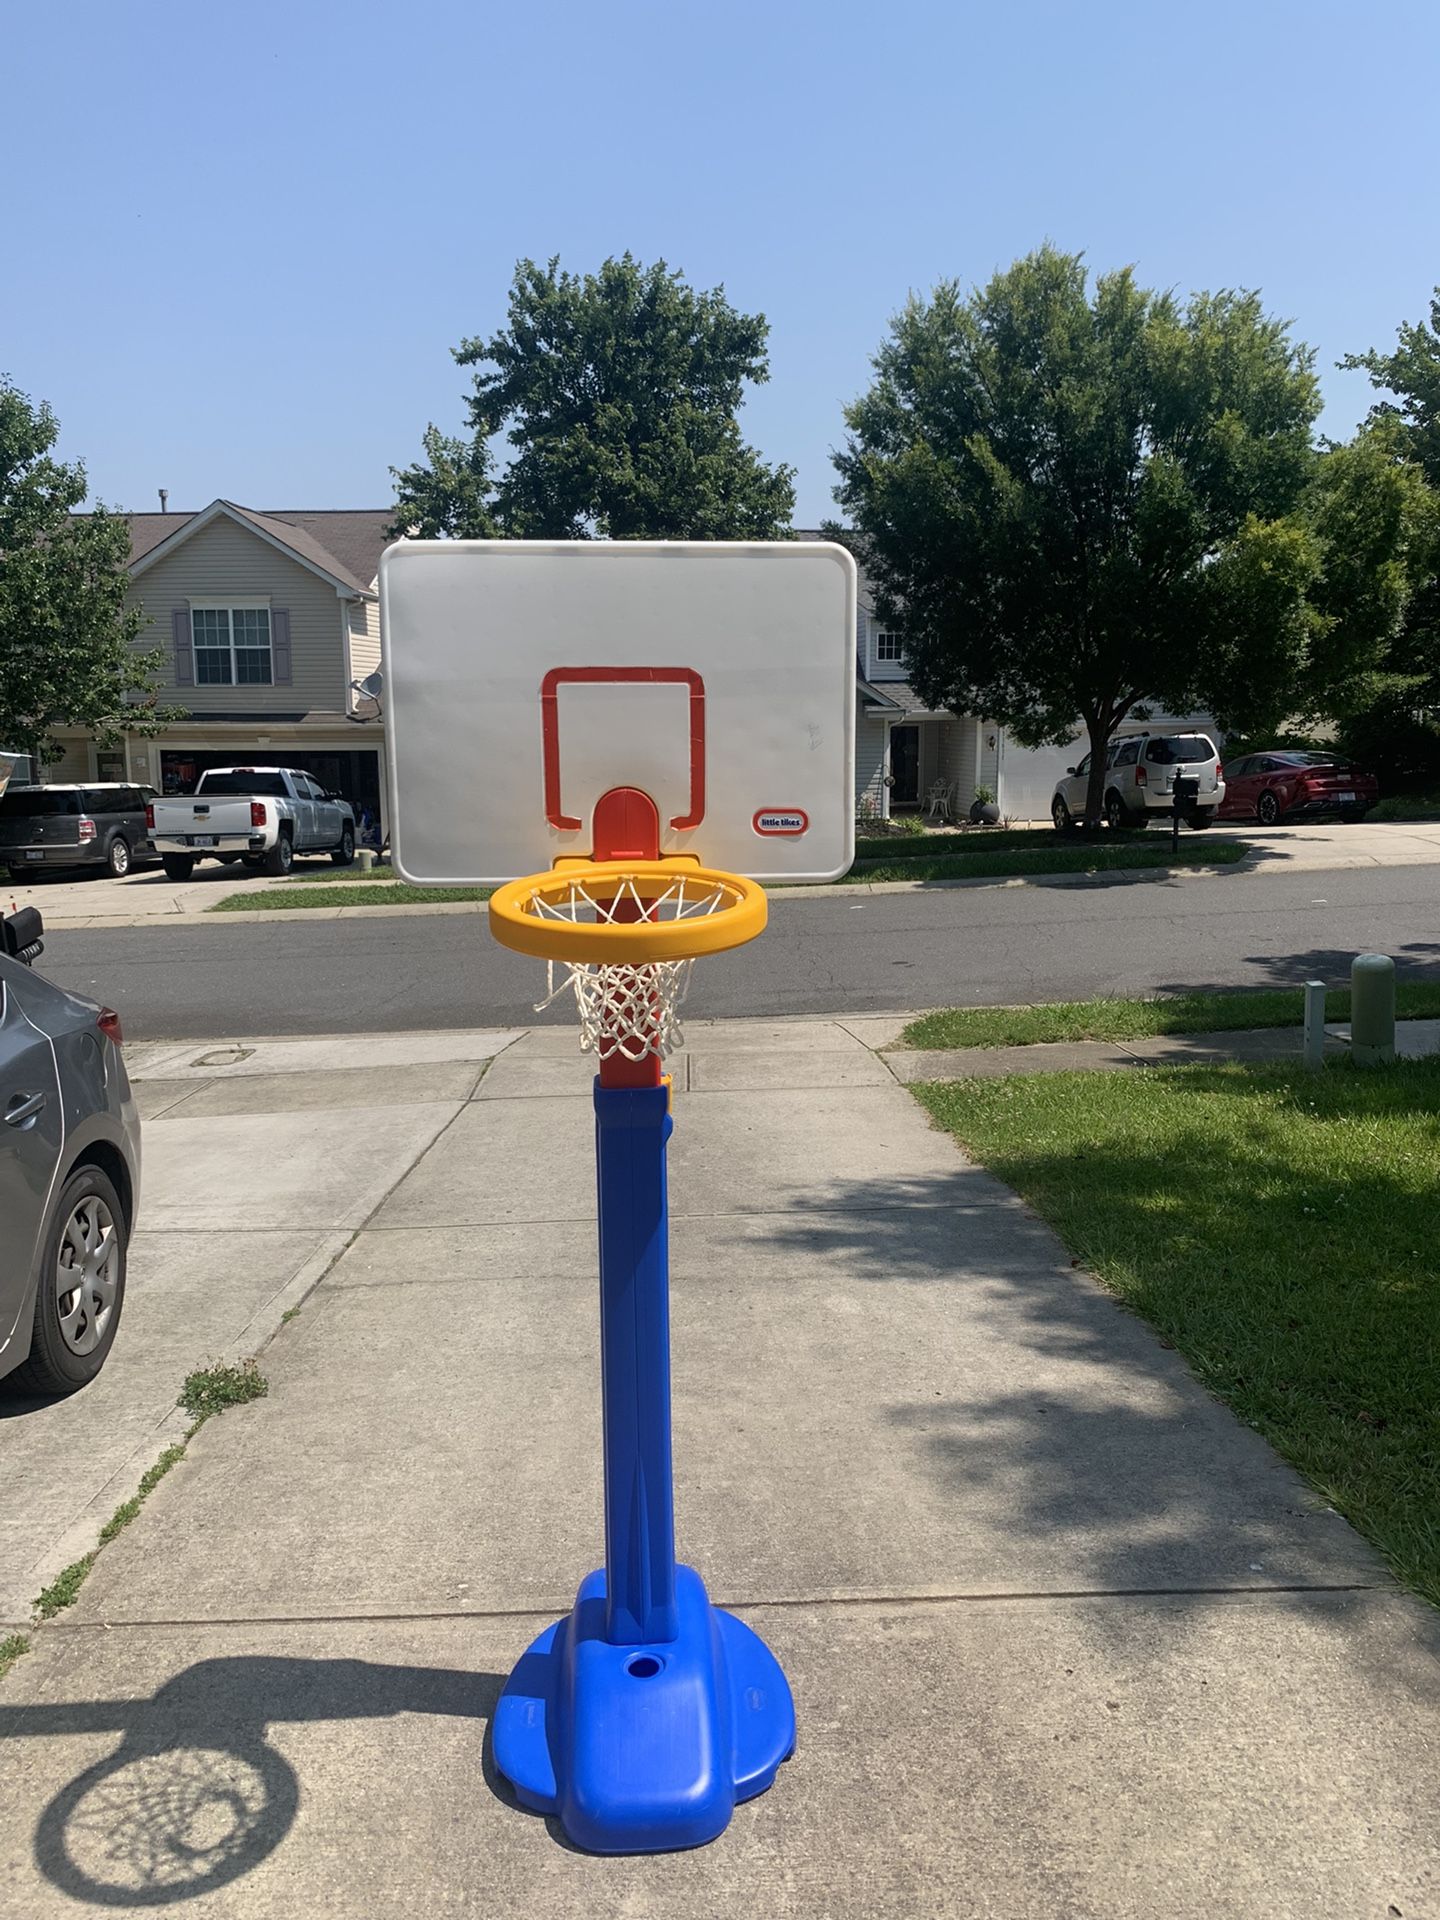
(1226, 757), (1255, 777)
(0, 789), (79, 818)
(1144, 735), (1217, 765)
(197, 770), (290, 797)
(191, 606), (272, 685)
(874, 630), (904, 663)
(1113, 740), (1142, 766)
(1073, 753), (1091, 777)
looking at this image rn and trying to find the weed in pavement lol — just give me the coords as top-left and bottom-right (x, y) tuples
(97, 1446), (187, 1544)
(35, 1555), (96, 1619)
(180, 1358), (268, 1427)
(0, 1633), (30, 1680)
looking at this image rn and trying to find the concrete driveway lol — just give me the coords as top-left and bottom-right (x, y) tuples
(0, 1027), (521, 1626)
(1217, 817), (1440, 870)
(1, 1019), (1437, 1916)
(2, 855), (336, 924)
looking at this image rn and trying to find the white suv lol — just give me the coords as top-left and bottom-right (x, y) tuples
(1052, 733), (1225, 832)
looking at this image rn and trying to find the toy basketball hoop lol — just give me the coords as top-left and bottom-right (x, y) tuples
(490, 774), (768, 1063)
(380, 540), (855, 1855)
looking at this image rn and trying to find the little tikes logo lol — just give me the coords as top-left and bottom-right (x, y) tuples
(753, 808), (809, 837)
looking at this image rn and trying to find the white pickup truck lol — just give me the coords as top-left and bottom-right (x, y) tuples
(148, 767), (357, 879)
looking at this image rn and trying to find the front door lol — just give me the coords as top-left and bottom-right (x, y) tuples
(890, 726), (920, 806)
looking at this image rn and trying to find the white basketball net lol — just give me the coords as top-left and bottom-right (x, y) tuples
(527, 869), (736, 1060)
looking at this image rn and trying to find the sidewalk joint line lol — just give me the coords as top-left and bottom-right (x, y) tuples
(40, 1581), (1384, 1633)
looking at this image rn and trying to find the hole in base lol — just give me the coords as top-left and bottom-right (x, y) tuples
(626, 1654), (663, 1679)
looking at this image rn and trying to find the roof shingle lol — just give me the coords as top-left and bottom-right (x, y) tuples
(119, 502), (393, 593)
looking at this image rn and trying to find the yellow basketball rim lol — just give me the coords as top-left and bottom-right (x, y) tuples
(487, 859), (768, 965)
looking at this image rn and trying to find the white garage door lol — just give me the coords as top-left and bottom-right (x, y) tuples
(997, 731), (1084, 824)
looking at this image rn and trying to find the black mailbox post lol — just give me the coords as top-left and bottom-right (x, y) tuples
(1171, 772), (1200, 852)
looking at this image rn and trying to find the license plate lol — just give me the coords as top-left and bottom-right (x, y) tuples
(24, 849), (42, 860)
(191, 834), (216, 848)
(1335, 791), (1355, 805)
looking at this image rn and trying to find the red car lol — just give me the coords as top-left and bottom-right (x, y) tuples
(1218, 751), (1378, 825)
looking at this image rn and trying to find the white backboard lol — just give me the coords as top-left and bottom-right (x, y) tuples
(379, 540), (857, 884)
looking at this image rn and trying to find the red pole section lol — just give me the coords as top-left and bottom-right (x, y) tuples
(593, 788), (663, 1090)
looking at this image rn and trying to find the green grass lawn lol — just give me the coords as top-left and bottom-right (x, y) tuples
(914, 1057), (1440, 1607)
(855, 828), (1076, 861)
(844, 837), (1245, 885)
(211, 881), (489, 911)
(903, 982), (1440, 1049)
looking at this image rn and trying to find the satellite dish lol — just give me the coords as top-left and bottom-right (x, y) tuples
(349, 670), (384, 723)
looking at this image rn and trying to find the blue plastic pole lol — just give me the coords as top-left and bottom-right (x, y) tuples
(594, 1081), (679, 1645)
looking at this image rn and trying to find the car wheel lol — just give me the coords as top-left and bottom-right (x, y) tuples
(1051, 796), (1075, 834)
(263, 833), (294, 877)
(330, 824), (355, 867)
(1105, 790), (1144, 831)
(1186, 810), (1216, 830)
(105, 835), (131, 878)
(161, 853), (195, 881)
(1256, 790), (1281, 826)
(9, 1166), (128, 1396)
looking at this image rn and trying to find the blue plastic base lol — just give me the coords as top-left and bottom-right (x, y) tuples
(492, 1563), (795, 1854)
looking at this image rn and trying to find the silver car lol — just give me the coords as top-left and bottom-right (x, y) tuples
(0, 908), (141, 1395)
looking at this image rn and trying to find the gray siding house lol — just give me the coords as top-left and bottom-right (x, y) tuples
(47, 500), (391, 832)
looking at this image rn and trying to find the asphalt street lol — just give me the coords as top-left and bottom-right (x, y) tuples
(37, 860), (1440, 1038)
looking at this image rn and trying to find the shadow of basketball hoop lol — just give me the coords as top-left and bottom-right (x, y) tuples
(12, 1654), (503, 1906)
(37, 1728), (297, 1906)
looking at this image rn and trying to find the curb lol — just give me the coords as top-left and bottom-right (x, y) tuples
(34, 857), (1256, 929)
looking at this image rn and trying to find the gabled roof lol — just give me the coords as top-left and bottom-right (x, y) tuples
(123, 501), (392, 594)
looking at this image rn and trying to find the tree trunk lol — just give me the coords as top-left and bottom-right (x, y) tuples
(1082, 716), (1111, 828)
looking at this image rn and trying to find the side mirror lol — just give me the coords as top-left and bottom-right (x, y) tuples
(1065, 767), (1076, 777)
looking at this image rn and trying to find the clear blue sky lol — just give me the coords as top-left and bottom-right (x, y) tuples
(9, 0), (1438, 526)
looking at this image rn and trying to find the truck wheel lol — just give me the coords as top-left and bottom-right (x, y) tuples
(161, 854), (195, 881)
(330, 824), (355, 867)
(263, 833), (294, 877)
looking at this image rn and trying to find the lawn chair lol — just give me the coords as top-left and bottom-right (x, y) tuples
(924, 779), (954, 822)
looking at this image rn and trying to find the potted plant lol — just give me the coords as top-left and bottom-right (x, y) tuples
(969, 784), (1000, 825)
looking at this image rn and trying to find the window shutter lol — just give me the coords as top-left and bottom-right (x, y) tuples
(272, 609), (292, 685)
(172, 609), (194, 685)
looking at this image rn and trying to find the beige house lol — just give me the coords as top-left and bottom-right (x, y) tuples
(47, 499), (392, 835)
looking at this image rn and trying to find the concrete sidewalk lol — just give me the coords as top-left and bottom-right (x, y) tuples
(1, 1018), (1437, 1916)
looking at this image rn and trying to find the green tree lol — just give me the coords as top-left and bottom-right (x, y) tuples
(0, 380), (176, 766)
(834, 248), (1400, 825)
(1341, 293), (1440, 781)
(390, 254), (795, 541)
